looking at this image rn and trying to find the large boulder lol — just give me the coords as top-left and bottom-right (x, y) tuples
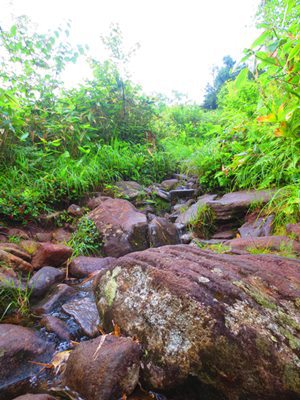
(0, 324), (54, 399)
(63, 335), (141, 400)
(88, 197), (148, 257)
(94, 245), (300, 400)
(208, 190), (274, 223)
(176, 190), (274, 229)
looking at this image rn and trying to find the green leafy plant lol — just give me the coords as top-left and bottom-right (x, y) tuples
(0, 275), (32, 320)
(189, 205), (216, 239)
(68, 216), (102, 257)
(196, 241), (231, 254)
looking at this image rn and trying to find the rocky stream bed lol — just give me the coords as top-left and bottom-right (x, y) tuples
(0, 175), (299, 400)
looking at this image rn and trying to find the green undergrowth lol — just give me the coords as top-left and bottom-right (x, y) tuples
(189, 204), (216, 239)
(0, 142), (177, 222)
(67, 216), (102, 257)
(0, 274), (32, 321)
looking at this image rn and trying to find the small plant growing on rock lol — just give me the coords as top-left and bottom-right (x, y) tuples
(189, 204), (216, 239)
(68, 216), (102, 257)
(0, 275), (32, 321)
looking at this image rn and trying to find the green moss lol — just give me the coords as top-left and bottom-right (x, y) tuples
(103, 267), (121, 306)
(283, 364), (300, 393)
(233, 281), (277, 310)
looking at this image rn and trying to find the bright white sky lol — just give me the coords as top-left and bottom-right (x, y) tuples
(2, 0), (260, 102)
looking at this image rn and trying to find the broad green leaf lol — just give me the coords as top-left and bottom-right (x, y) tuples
(287, 40), (300, 61)
(234, 68), (248, 89)
(10, 25), (17, 36)
(251, 31), (270, 49)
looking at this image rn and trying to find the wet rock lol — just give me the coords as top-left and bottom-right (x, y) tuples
(148, 217), (179, 247)
(115, 181), (144, 200)
(29, 267), (65, 298)
(63, 335), (141, 400)
(52, 229), (71, 244)
(89, 197), (148, 257)
(12, 394), (57, 400)
(62, 295), (100, 337)
(33, 284), (76, 315)
(0, 324), (54, 400)
(94, 245), (300, 399)
(160, 179), (179, 191)
(226, 235), (300, 255)
(31, 243), (72, 270)
(40, 315), (72, 341)
(175, 194), (217, 226)
(169, 188), (195, 201)
(69, 256), (116, 278)
(286, 222), (300, 240)
(67, 203), (83, 217)
(238, 213), (274, 238)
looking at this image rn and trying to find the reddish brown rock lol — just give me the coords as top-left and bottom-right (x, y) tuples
(94, 245), (300, 400)
(62, 296), (100, 337)
(208, 190), (274, 222)
(69, 256), (116, 278)
(33, 284), (76, 315)
(0, 244), (32, 272)
(0, 324), (54, 399)
(148, 217), (179, 247)
(8, 228), (30, 240)
(34, 232), (53, 243)
(86, 195), (111, 210)
(226, 235), (300, 255)
(29, 267), (65, 298)
(12, 394), (57, 400)
(40, 315), (72, 341)
(52, 228), (71, 244)
(286, 222), (300, 240)
(238, 213), (274, 238)
(63, 335), (141, 400)
(31, 243), (72, 269)
(88, 197), (148, 257)
(67, 203), (83, 217)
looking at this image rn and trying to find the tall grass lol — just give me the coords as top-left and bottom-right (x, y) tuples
(0, 141), (177, 221)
